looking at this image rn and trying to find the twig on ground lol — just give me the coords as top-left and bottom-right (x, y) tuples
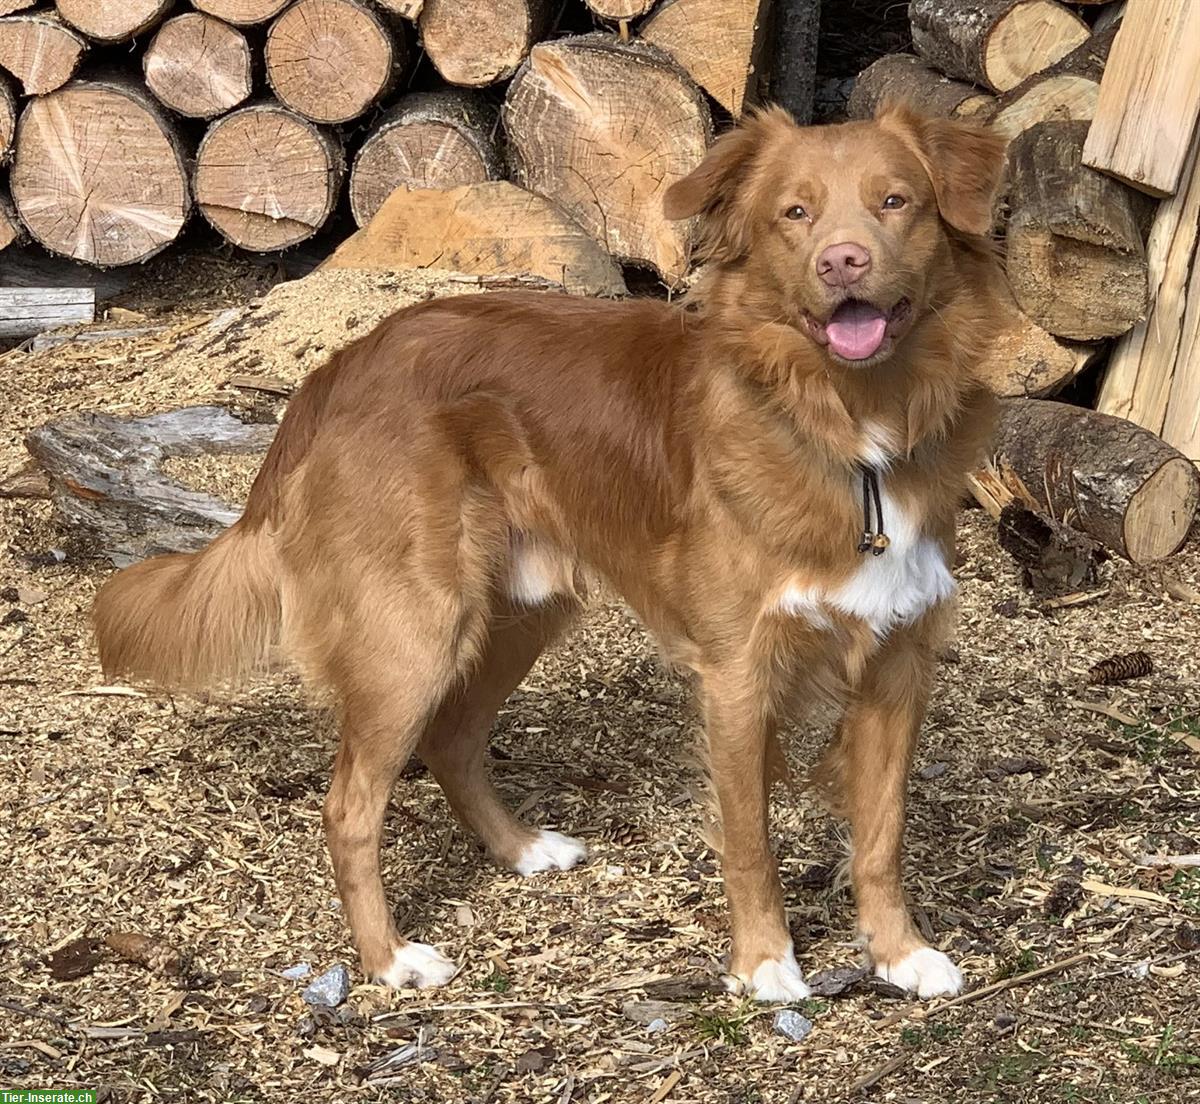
(851, 1053), (908, 1092)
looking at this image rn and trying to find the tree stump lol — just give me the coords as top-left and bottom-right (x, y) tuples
(194, 103), (345, 252)
(11, 79), (191, 266)
(328, 180), (627, 297)
(847, 54), (994, 121)
(909, 0), (1089, 93)
(55, 0), (172, 43)
(419, 0), (548, 88)
(504, 34), (712, 283)
(191, 0), (292, 25)
(266, 0), (403, 124)
(641, 0), (770, 117)
(143, 13), (254, 120)
(1005, 120), (1149, 341)
(349, 91), (502, 227)
(0, 13), (87, 95)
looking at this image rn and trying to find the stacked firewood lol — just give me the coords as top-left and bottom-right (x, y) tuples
(0, 0), (796, 283)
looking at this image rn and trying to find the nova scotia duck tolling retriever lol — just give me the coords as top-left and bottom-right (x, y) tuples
(94, 104), (1007, 1001)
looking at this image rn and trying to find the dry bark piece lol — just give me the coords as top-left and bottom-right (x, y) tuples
(195, 103), (346, 253)
(847, 53), (993, 121)
(349, 90), (501, 228)
(419, 0), (548, 88)
(0, 287), (95, 338)
(192, 0), (291, 25)
(104, 931), (184, 975)
(504, 34), (712, 283)
(55, 0), (171, 43)
(997, 501), (1101, 596)
(47, 937), (100, 981)
(1004, 120), (1148, 341)
(327, 180), (627, 298)
(0, 13), (87, 94)
(992, 398), (1200, 563)
(143, 13), (254, 120)
(11, 79), (191, 266)
(909, 0), (1089, 93)
(1087, 651), (1153, 686)
(584, 0), (656, 18)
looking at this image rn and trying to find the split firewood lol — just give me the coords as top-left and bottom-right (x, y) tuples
(55, 0), (172, 43)
(584, 0), (657, 19)
(847, 54), (993, 121)
(10, 78), (191, 266)
(504, 34), (712, 283)
(1004, 120), (1149, 341)
(349, 91), (502, 228)
(194, 103), (346, 253)
(266, 0), (405, 125)
(327, 180), (627, 298)
(992, 398), (1200, 564)
(0, 287), (95, 339)
(986, 26), (1115, 140)
(0, 187), (22, 253)
(378, 0), (423, 17)
(640, 0), (770, 117)
(419, 0), (549, 88)
(25, 406), (278, 566)
(1083, 0), (1200, 197)
(191, 0), (291, 24)
(0, 12), (87, 95)
(0, 73), (14, 160)
(143, 13), (254, 120)
(1087, 651), (1153, 686)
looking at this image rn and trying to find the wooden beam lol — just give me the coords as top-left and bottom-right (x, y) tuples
(0, 286), (95, 338)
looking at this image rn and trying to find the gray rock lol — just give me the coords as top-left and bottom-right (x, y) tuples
(772, 1009), (813, 1042)
(646, 1018), (670, 1034)
(302, 963), (350, 1007)
(281, 962), (312, 981)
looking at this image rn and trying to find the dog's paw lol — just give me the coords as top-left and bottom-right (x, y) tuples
(726, 948), (812, 1003)
(374, 942), (458, 989)
(513, 830), (588, 876)
(874, 947), (962, 999)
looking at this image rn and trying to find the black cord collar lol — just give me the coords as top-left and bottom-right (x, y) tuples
(857, 466), (890, 556)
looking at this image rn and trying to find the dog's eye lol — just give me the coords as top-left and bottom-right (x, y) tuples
(882, 195), (906, 210)
(784, 205), (807, 221)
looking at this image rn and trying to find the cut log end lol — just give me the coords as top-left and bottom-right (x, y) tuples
(144, 13), (254, 119)
(191, 0), (292, 26)
(1125, 458), (1200, 563)
(585, 0), (658, 20)
(982, 1), (1090, 91)
(0, 14), (87, 95)
(419, 0), (547, 87)
(846, 53), (993, 121)
(56, 0), (172, 43)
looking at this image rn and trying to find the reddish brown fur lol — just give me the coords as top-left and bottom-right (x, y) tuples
(94, 104), (1008, 995)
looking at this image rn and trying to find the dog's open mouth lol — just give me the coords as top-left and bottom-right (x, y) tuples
(806, 298), (911, 362)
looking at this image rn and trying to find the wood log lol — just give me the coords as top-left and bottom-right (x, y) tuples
(192, 0), (291, 25)
(584, 0), (656, 19)
(0, 71), (14, 161)
(909, 0), (1089, 93)
(992, 398), (1200, 563)
(1004, 120), (1148, 340)
(641, 0), (769, 117)
(0, 1), (36, 15)
(985, 26), (1113, 140)
(419, 0), (548, 88)
(0, 186), (22, 253)
(996, 499), (1101, 595)
(1082, 0), (1200, 197)
(0, 286), (94, 338)
(378, 0), (422, 17)
(11, 78), (191, 266)
(194, 103), (345, 252)
(55, 0), (171, 43)
(143, 13), (254, 120)
(349, 91), (502, 228)
(504, 34), (711, 283)
(265, 0), (403, 125)
(326, 180), (627, 297)
(26, 406), (278, 566)
(846, 54), (994, 121)
(0, 13), (87, 95)
(768, 0), (819, 124)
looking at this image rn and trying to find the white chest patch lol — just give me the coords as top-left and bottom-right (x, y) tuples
(508, 537), (573, 606)
(858, 418), (900, 470)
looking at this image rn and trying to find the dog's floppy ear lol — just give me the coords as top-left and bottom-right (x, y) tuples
(878, 103), (1007, 237)
(663, 106), (791, 262)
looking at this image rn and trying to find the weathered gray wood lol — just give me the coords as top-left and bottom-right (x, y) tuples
(26, 406), (278, 566)
(768, 0), (819, 123)
(0, 286), (95, 337)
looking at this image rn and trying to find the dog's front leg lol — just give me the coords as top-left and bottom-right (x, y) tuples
(704, 678), (810, 1002)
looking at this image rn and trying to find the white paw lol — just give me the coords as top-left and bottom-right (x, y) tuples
(726, 947), (812, 1003)
(513, 830), (588, 876)
(374, 942), (458, 989)
(875, 947), (962, 999)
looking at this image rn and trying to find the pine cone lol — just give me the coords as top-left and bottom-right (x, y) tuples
(606, 820), (646, 847)
(1087, 651), (1153, 686)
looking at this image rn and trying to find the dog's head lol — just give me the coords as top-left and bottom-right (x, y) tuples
(664, 104), (1007, 368)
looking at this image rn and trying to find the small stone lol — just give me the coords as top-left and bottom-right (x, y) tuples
(772, 1009), (813, 1042)
(302, 963), (350, 1007)
(281, 962), (312, 980)
(646, 1018), (669, 1034)
(17, 586), (48, 605)
(918, 762), (949, 781)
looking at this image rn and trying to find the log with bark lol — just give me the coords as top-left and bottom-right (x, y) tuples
(327, 179), (627, 297)
(419, 0), (548, 88)
(349, 91), (502, 227)
(0, 12), (87, 95)
(1004, 120), (1148, 341)
(909, 0), (1089, 94)
(640, 0), (770, 117)
(191, 0), (292, 25)
(504, 34), (711, 283)
(0, 286), (94, 338)
(143, 13), (254, 120)
(266, 0), (404, 125)
(194, 103), (345, 253)
(991, 398), (1200, 563)
(11, 78), (191, 266)
(769, 0), (819, 124)
(846, 54), (994, 121)
(55, 0), (172, 43)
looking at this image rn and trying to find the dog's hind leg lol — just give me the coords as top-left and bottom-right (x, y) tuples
(418, 600), (587, 875)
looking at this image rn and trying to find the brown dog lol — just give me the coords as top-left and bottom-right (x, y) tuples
(95, 104), (1006, 1001)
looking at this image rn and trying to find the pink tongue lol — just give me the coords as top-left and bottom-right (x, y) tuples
(825, 301), (888, 360)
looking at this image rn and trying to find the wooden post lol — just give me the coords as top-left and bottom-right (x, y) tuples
(768, 0), (819, 124)
(143, 13), (254, 120)
(419, 0), (548, 88)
